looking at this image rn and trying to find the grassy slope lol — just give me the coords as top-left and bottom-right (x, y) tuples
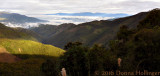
(0, 39), (65, 57)
(0, 23), (65, 57)
(0, 38), (64, 76)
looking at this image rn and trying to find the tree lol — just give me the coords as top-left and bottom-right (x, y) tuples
(60, 45), (88, 76)
(117, 25), (132, 41)
(64, 42), (82, 50)
(87, 44), (117, 76)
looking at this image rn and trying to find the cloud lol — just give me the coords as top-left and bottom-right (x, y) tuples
(0, 0), (159, 26)
(0, 0), (159, 20)
(28, 14), (113, 25)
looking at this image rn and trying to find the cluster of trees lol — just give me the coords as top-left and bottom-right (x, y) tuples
(41, 42), (117, 76)
(60, 42), (117, 76)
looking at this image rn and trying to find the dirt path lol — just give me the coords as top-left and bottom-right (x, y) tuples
(0, 47), (21, 63)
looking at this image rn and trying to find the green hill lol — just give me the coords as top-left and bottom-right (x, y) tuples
(0, 39), (65, 76)
(0, 23), (65, 58)
(0, 39), (65, 57)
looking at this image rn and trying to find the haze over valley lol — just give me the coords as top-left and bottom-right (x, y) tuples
(0, 11), (130, 28)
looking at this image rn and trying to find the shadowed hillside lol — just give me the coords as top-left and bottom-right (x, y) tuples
(0, 23), (38, 41)
(30, 23), (75, 40)
(31, 12), (148, 48)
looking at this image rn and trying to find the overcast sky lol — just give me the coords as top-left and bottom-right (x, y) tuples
(0, 0), (160, 15)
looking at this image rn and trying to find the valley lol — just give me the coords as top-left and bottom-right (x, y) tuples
(0, 8), (160, 76)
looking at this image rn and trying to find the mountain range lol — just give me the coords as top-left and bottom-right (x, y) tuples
(0, 12), (129, 28)
(0, 9), (159, 76)
(31, 11), (148, 48)
(0, 10), (153, 49)
(46, 12), (129, 17)
(0, 12), (47, 28)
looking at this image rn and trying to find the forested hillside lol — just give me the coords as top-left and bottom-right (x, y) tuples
(58, 8), (160, 76)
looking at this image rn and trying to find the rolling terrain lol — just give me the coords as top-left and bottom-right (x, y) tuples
(31, 12), (148, 48)
(0, 23), (65, 76)
(0, 23), (65, 59)
(0, 8), (160, 76)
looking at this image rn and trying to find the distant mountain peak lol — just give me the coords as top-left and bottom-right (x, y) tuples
(0, 11), (11, 14)
(45, 12), (130, 18)
(0, 12), (48, 28)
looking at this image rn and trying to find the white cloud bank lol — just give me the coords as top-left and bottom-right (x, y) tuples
(0, 0), (159, 15)
(0, 0), (160, 26)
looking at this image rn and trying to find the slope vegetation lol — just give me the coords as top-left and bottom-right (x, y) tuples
(0, 39), (65, 57)
(0, 23), (65, 60)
